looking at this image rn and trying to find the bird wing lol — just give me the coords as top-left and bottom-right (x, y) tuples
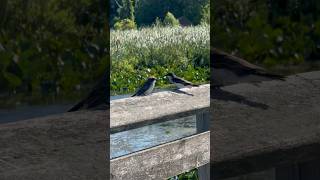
(68, 71), (108, 112)
(85, 72), (109, 109)
(173, 76), (194, 86)
(212, 48), (284, 79)
(132, 80), (152, 96)
(212, 48), (264, 73)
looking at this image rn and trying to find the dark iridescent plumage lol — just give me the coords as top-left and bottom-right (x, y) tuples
(211, 48), (284, 87)
(68, 71), (108, 112)
(131, 77), (156, 97)
(165, 73), (199, 88)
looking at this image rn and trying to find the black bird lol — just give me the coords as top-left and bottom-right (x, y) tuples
(131, 77), (156, 97)
(211, 48), (284, 87)
(165, 73), (199, 89)
(68, 71), (108, 112)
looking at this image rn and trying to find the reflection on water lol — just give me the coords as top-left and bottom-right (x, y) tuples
(110, 116), (197, 159)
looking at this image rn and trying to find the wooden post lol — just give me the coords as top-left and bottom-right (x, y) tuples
(196, 111), (210, 180)
(196, 111), (210, 133)
(197, 163), (210, 180)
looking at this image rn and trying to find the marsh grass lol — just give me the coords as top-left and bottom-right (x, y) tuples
(111, 25), (210, 95)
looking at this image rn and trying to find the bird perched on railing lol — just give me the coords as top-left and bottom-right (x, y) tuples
(132, 77), (156, 97)
(211, 48), (284, 88)
(165, 73), (199, 89)
(68, 71), (108, 112)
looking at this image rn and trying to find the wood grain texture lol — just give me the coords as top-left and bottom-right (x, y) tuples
(211, 71), (320, 179)
(110, 132), (210, 180)
(0, 110), (108, 180)
(111, 84), (210, 133)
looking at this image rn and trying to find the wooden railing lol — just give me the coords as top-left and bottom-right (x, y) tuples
(110, 84), (210, 180)
(1, 71), (320, 180)
(211, 71), (320, 179)
(0, 110), (108, 179)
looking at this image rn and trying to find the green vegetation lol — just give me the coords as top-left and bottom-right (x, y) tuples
(213, 0), (320, 72)
(168, 169), (199, 180)
(110, 3), (210, 176)
(0, 0), (108, 106)
(1, 0), (209, 178)
(114, 18), (137, 30)
(110, 2), (210, 179)
(163, 12), (180, 27)
(110, 25), (210, 95)
(200, 4), (210, 25)
(110, 0), (209, 26)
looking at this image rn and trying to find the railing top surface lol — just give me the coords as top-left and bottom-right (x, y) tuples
(110, 84), (210, 131)
(0, 110), (108, 179)
(211, 71), (320, 178)
(1, 71), (320, 179)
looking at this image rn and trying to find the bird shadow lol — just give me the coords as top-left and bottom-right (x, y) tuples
(211, 87), (269, 110)
(170, 89), (194, 96)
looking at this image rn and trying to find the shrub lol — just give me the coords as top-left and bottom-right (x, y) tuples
(163, 12), (180, 27)
(114, 18), (137, 30)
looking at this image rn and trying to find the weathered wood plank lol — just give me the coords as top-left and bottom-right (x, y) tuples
(211, 71), (320, 179)
(1, 70), (319, 179)
(0, 85), (210, 179)
(0, 110), (108, 180)
(110, 131), (210, 180)
(111, 84), (210, 133)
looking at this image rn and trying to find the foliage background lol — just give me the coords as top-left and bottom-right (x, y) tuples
(213, 0), (320, 74)
(110, 0), (209, 26)
(0, 0), (108, 106)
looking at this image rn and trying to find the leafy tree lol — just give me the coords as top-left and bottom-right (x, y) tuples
(180, 0), (208, 24)
(200, 3), (210, 25)
(134, 0), (207, 26)
(115, 0), (135, 21)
